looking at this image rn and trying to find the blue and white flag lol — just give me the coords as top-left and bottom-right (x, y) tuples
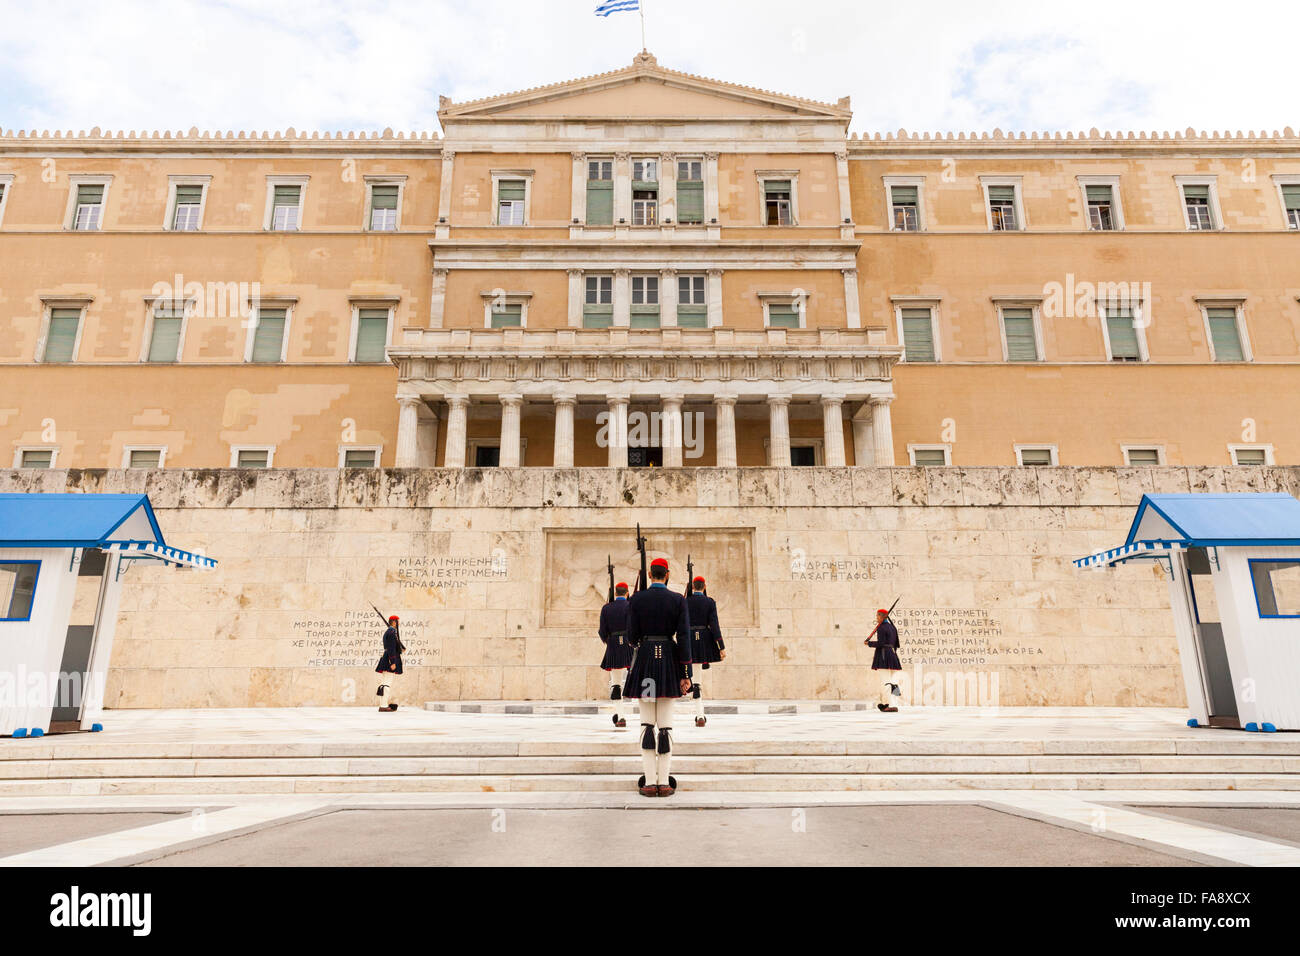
(595, 0), (639, 16)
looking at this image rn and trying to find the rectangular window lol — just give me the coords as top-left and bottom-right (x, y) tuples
(632, 159), (657, 183)
(900, 307), (936, 361)
(72, 184), (104, 230)
(1124, 448), (1161, 465)
(354, 308), (389, 361)
(127, 449), (162, 468)
(1283, 184), (1300, 230)
(147, 303), (183, 363)
(583, 275), (613, 328)
(630, 275), (659, 328)
(1001, 307), (1039, 361)
(271, 185), (302, 230)
(890, 185), (919, 231)
(488, 303), (523, 329)
(1182, 184), (1214, 230)
(790, 446), (817, 467)
(763, 180), (792, 225)
(1205, 307), (1245, 362)
(474, 445), (501, 468)
(1250, 560), (1300, 617)
(369, 184), (399, 231)
(43, 307), (82, 362)
(586, 159), (613, 225)
(0, 561), (40, 621)
(236, 449), (271, 468)
(988, 185), (1018, 231)
(19, 450), (54, 468)
(1233, 447), (1268, 466)
(677, 274), (707, 328)
(1017, 447), (1055, 466)
(767, 304), (800, 329)
(250, 308), (287, 363)
(1086, 184), (1115, 230)
(1106, 310), (1142, 361)
(497, 179), (526, 225)
(912, 448), (949, 466)
(677, 159), (704, 224)
(172, 184), (203, 230)
(632, 159), (658, 226)
(342, 448), (378, 468)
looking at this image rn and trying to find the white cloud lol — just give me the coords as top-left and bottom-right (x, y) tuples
(0, 0), (1295, 135)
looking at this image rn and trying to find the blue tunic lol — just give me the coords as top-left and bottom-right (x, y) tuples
(685, 592), (725, 664)
(598, 597), (633, 670)
(624, 583), (692, 699)
(868, 619), (901, 671)
(375, 626), (404, 675)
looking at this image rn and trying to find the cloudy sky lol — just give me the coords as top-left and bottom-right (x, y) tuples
(1, 0), (1296, 136)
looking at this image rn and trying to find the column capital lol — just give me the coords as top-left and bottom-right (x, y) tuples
(841, 267), (858, 279)
(444, 393), (470, 408)
(834, 150), (848, 163)
(713, 393), (738, 407)
(571, 151), (586, 162)
(819, 393), (846, 408)
(440, 149), (455, 161)
(432, 267), (449, 279)
(660, 393), (684, 408)
(660, 151), (676, 163)
(606, 393), (631, 407)
(704, 151), (719, 161)
(614, 151), (630, 162)
(614, 267), (630, 279)
(552, 392), (577, 407)
(868, 393), (895, 406)
(707, 268), (724, 278)
(660, 267), (677, 278)
(499, 393), (524, 408)
(397, 395), (424, 411)
(766, 394), (792, 407)
(567, 268), (584, 278)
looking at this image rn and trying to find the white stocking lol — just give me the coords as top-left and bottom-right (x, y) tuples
(655, 698), (675, 785)
(639, 698), (657, 782)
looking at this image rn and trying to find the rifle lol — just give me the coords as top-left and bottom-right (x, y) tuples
(634, 523), (648, 592)
(684, 554), (693, 596)
(863, 596), (900, 644)
(607, 554), (615, 603)
(370, 601), (404, 653)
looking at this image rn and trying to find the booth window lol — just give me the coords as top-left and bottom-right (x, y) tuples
(1250, 559), (1300, 617)
(0, 561), (39, 621)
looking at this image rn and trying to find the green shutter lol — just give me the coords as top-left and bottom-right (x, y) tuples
(1002, 308), (1038, 361)
(891, 185), (918, 204)
(128, 449), (162, 468)
(76, 184), (104, 205)
(1085, 185), (1112, 202)
(768, 305), (800, 329)
(343, 449), (377, 468)
(1206, 308), (1244, 361)
(1282, 185), (1300, 210)
(489, 304), (523, 329)
(1182, 184), (1209, 200)
(987, 185), (1015, 202)
(370, 185), (398, 209)
(21, 450), (54, 468)
(677, 181), (704, 224)
(251, 310), (286, 363)
(44, 309), (81, 362)
(272, 185), (300, 205)
(498, 180), (525, 201)
(174, 185), (203, 205)
(677, 306), (707, 328)
(1107, 313), (1140, 359)
(913, 449), (947, 466)
(586, 181), (613, 225)
(148, 316), (182, 362)
(764, 179), (791, 197)
(582, 307), (612, 329)
(236, 449), (269, 468)
(1127, 448), (1160, 465)
(901, 308), (935, 361)
(355, 309), (389, 361)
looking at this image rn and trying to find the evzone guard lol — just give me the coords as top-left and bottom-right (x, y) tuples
(685, 573), (725, 727)
(624, 557), (693, 797)
(375, 614), (405, 713)
(598, 580), (633, 728)
(864, 604), (903, 713)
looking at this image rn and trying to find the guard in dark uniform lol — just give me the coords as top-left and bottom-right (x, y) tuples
(685, 575), (725, 727)
(599, 582), (633, 728)
(624, 557), (692, 797)
(865, 608), (902, 712)
(375, 615), (405, 712)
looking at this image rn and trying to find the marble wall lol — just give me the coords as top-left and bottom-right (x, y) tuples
(5, 465), (1297, 708)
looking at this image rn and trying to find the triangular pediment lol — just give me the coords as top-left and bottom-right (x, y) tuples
(439, 53), (850, 123)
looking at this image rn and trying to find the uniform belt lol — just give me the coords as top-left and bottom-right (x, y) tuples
(690, 625), (707, 634)
(612, 630), (627, 638)
(641, 636), (670, 643)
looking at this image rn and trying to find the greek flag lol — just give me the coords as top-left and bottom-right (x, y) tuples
(595, 0), (639, 16)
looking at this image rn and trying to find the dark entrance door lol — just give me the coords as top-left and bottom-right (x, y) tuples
(53, 548), (108, 725)
(628, 446), (663, 467)
(1185, 547), (1238, 727)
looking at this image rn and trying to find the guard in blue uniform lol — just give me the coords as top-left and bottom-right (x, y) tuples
(624, 557), (692, 797)
(599, 582), (633, 727)
(375, 615), (405, 712)
(865, 608), (902, 712)
(686, 575), (725, 727)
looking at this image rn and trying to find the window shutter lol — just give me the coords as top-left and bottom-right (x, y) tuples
(343, 449), (377, 468)
(767, 304), (800, 329)
(370, 185), (398, 209)
(676, 307), (708, 328)
(1019, 448), (1053, 466)
(1182, 184), (1209, 200)
(677, 180), (704, 223)
(44, 309), (81, 362)
(1126, 449), (1160, 465)
(272, 185), (300, 205)
(913, 449), (947, 466)
(76, 184), (104, 205)
(174, 185), (203, 205)
(1235, 448), (1267, 465)
(21, 450), (54, 468)
(237, 449), (270, 468)
(498, 180), (526, 201)
(764, 179), (791, 197)
(1085, 185), (1112, 202)
(901, 308), (935, 361)
(1282, 185), (1300, 209)
(891, 185), (918, 204)
(129, 450), (162, 468)
(354, 309), (389, 361)
(987, 185), (1016, 202)
(1106, 313), (1141, 359)
(489, 304), (523, 328)
(1206, 308), (1244, 361)
(1002, 308), (1039, 361)
(251, 310), (286, 362)
(148, 316), (182, 362)
(587, 180), (613, 224)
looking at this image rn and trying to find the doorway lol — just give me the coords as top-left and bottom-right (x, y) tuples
(51, 548), (109, 728)
(1184, 547), (1239, 728)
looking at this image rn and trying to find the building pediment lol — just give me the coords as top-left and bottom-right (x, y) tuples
(438, 52), (851, 125)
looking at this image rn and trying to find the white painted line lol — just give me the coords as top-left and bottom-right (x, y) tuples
(0, 800), (329, 867)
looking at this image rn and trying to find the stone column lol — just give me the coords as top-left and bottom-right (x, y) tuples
(443, 394), (469, 468)
(614, 152), (631, 226)
(435, 150), (455, 239)
(660, 268), (678, 327)
(606, 395), (629, 467)
(767, 395), (791, 467)
(706, 269), (723, 327)
(821, 395), (847, 467)
(704, 152), (720, 231)
(851, 404), (874, 467)
(842, 268), (861, 330)
(570, 152), (586, 226)
(499, 393), (523, 467)
(395, 396), (422, 467)
(552, 393), (576, 468)
(661, 394), (684, 467)
(870, 396), (895, 467)
(429, 268), (449, 328)
(714, 394), (738, 467)
(659, 152), (676, 225)
(566, 269), (583, 328)
(835, 150), (853, 228)
(613, 269), (631, 327)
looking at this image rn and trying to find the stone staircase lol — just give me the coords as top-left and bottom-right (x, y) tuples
(3, 735), (1298, 797)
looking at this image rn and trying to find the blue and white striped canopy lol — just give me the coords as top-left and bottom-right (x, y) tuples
(1074, 540), (1178, 569)
(595, 0), (639, 16)
(103, 541), (218, 571)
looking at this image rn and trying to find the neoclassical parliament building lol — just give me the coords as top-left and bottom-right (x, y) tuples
(3, 52), (1299, 473)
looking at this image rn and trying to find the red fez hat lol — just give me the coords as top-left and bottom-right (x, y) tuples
(650, 558), (669, 570)
(616, 582), (628, 590)
(693, 576), (705, 586)
(876, 609), (889, 615)
(389, 615), (400, 623)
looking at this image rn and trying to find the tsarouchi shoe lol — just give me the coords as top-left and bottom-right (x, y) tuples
(695, 716), (707, 727)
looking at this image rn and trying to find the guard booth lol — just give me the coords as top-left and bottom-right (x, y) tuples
(0, 493), (216, 738)
(1076, 493), (1300, 732)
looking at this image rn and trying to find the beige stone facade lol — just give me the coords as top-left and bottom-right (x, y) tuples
(1, 53), (1299, 470)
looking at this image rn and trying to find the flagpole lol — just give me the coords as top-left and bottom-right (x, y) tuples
(640, 0), (646, 51)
